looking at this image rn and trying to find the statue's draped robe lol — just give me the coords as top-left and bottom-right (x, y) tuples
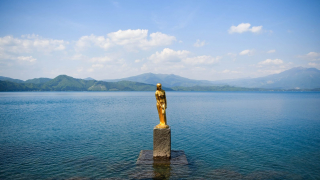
(155, 89), (167, 126)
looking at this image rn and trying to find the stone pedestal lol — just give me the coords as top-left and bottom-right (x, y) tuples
(153, 127), (171, 159)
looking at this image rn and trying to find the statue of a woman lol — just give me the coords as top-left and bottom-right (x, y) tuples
(155, 83), (169, 128)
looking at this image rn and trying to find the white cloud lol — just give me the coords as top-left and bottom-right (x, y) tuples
(183, 55), (220, 65)
(0, 53), (36, 63)
(0, 35), (68, 54)
(267, 49), (276, 53)
(228, 23), (263, 34)
(70, 54), (86, 61)
(146, 32), (176, 47)
(148, 48), (220, 66)
(17, 56), (36, 62)
(87, 68), (94, 72)
(251, 59), (293, 77)
(193, 39), (206, 47)
(89, 56), (112, 63)
(308, 62), (320, 69)
(76, 29), (176, 51)
(141, 64), (148, 71)
(227, 52), (237, 61)
(258, 59), (283, 65)
(77, 67), (83, 72)
(229, 23), (251, 34)
(0, 52), (13, 60)
(239, 49), (254, 56)
(257, 69), (284, 74)
(250, 26), (263, 33)
(227, 53), (237, 57)
(298, 52), (320, 61)
(222, 69), (240, 74)
(149, 48), (190, 63)
(108, 29), (148, 46)
(308, 62), (317, 66)
(92, 64), (104, 68)
(76, 34), (111, 50)
(306, 52), (320, 58)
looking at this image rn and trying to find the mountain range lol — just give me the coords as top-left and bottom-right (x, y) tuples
(211, 67), (320, 89)
(0, 67), (320, 91)
(102, 73), (214, 87)
(103, 67), (320, 89)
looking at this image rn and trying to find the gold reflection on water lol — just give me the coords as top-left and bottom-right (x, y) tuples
(152, 164), (171, 179)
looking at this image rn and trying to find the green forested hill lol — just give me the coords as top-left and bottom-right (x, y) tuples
(42, 75), (96, 91)
(25, 78), (52, 84)
(0, 76), (24, 83)
(0, 81), (38, 91)
(0, 75), (165, 91)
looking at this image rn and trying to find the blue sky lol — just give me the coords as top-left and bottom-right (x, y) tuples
(0, 0), (319, 80)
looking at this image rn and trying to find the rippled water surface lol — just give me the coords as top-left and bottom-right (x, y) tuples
(0, 92), (320, 179)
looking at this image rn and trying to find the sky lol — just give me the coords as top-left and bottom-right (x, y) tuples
(0, 0), (319, 81)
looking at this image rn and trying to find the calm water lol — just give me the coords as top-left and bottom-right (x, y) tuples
(0, 92), (320, 180)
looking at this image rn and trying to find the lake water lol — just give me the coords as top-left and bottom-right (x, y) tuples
(0, 92), (319, 179)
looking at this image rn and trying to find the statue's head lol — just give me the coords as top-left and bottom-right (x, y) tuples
(157, 83), (162, 90)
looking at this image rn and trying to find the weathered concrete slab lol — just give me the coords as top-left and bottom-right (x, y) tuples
(153, 127), (171, 159)
(136, 150), (188, 165)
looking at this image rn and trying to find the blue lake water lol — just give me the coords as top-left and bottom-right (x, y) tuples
(0, 92), (320, 179)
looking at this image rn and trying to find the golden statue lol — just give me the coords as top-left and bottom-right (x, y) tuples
(155, 83), (169, 128)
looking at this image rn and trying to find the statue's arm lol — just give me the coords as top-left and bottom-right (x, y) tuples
(155, 92), (159, 104)
(164, 92), (167, 109)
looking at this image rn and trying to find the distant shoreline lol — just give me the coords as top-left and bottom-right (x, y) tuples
(1, 72), (320, 92)
(1, 89), (320, 92)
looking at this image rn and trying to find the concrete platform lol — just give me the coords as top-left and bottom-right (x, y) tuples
(136, 150), (188, 165)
